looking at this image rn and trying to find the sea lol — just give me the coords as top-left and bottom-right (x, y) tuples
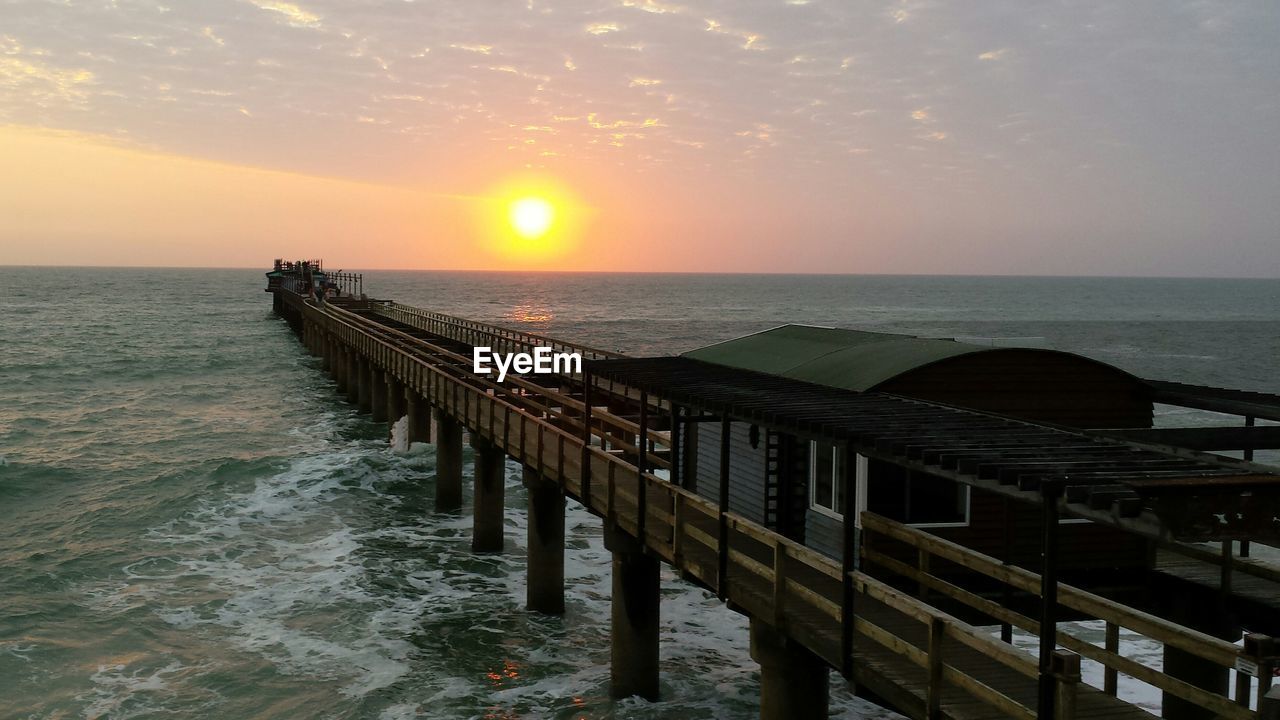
(2, 267), (1278, 719)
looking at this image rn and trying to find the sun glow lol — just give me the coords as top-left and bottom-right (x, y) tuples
(475, 175), (590, 266)
(509, 197), (554, 239)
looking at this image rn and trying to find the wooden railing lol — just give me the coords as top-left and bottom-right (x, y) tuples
(291, 291), (1174, 720)
(1161, 538), (1280, 586)
(375, 302), (625, 361)
(861, 513), (1272, 717)
(372, 302), (664, 411)
(325, 303), (671, 469)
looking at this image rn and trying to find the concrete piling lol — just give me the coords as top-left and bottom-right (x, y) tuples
(524, 466), (565, 615)
(386, 377), (406, 440)
(346, 351), (360, 405)
(606, 526), (660, 700)
(750, 618), (829, 720)
(471, 437), (506, 552)
(1159, 592), (1240, 720)
(355, 357), (370, 410)
(371, 367), (388, 422)
(406, 392), (431, 445)
(332, 342), (347, 395)
(434, 408), (463, 511)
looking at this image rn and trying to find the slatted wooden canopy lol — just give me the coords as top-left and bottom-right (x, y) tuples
(588, 356), (1280, 543)
(1147, 379), (1280, 422)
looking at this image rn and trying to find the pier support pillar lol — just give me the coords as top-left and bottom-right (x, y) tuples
(370, 367), (388, 422)
(319, 334), (330, 371)
(750, 618), (829, 720)
(333, 343), (347, 395)
(606, 527), (660, 700)
(471, 437), (506, 553)
(346, 351), (360, 405)
(356, 357), (371, 411)
(387, 377), (406, 439)
(1159, 590), (1239, 720)
(434, 409), (463, 511)
(406, 393), (432, 445)
(524, 466), (565, 614)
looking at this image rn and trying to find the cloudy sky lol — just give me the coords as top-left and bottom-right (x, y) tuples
(2, 0), (1277, 274)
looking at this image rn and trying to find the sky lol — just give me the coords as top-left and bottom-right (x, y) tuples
(1, 0), (1278, 275)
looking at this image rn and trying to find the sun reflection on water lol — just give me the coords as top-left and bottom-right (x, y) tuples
(506, 302), (554, 326)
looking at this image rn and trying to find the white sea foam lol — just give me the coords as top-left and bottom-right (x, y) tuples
(81, 660), (206, 720)
(390, 414), (410, 453)
(90, 420), (898, 717)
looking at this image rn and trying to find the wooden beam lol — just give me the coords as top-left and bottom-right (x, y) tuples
(1092, 425), (1280, 451)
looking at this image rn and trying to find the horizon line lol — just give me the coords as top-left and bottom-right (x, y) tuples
(1, 262), (1279, 281)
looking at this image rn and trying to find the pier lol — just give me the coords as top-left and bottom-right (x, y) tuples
(267, 260), (1280, 720)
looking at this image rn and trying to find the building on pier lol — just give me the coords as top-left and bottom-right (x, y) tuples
(590, 340), (1280, 720)
(673, 324), (1158, 576)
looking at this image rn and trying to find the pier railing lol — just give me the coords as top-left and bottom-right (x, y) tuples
(324, 303), (671, 469)
(375, 302), (626, 361)
(861, 513), (1272, 716)
(371, 302), (663, 411)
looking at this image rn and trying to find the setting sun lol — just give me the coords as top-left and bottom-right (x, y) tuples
(474, 176), (592, 266)
(509, 197), (555, 239)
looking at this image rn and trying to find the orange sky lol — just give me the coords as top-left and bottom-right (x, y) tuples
(2, 2), (1278, 276)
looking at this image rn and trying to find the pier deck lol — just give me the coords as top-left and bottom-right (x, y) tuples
(266, 271), (1280, 720)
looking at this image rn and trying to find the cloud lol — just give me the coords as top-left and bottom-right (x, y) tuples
(0, 55), (95, 104)
(201, 27), (225, 47)
(620, 0), (682, 14)
(245, 0), (322, 29)
(978, 48), (1009, 61)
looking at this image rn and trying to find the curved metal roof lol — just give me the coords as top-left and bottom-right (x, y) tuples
(682, 324), (1131, 392)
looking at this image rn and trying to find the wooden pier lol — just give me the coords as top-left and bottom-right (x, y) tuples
(267, 263), (1280, 720)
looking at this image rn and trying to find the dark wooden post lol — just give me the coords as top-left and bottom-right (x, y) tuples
(1038, 480), (1063, 719)
(927, 616), (945, 720)
(1001, 496), (1015, 643)
(717, 416), (731, 600)
(669, 403), (682, 487)
(637, 391), (648, 543)
(1053, 650), (1081, 720)
(1242, 415), (1255, 558)
(841, 442), (857, 678)
(581, 369), (593, 508)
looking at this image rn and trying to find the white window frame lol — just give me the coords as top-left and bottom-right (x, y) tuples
(906, 483), (972, 529)
(856, 452), (972, 529)
(808, 440), (844, 520)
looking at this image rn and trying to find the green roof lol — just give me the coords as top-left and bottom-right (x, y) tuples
(682, 324), (994, 392)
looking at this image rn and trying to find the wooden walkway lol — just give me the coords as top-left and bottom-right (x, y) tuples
(274, 288), (1272, 719)
(1153, 544), (1280, 634)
